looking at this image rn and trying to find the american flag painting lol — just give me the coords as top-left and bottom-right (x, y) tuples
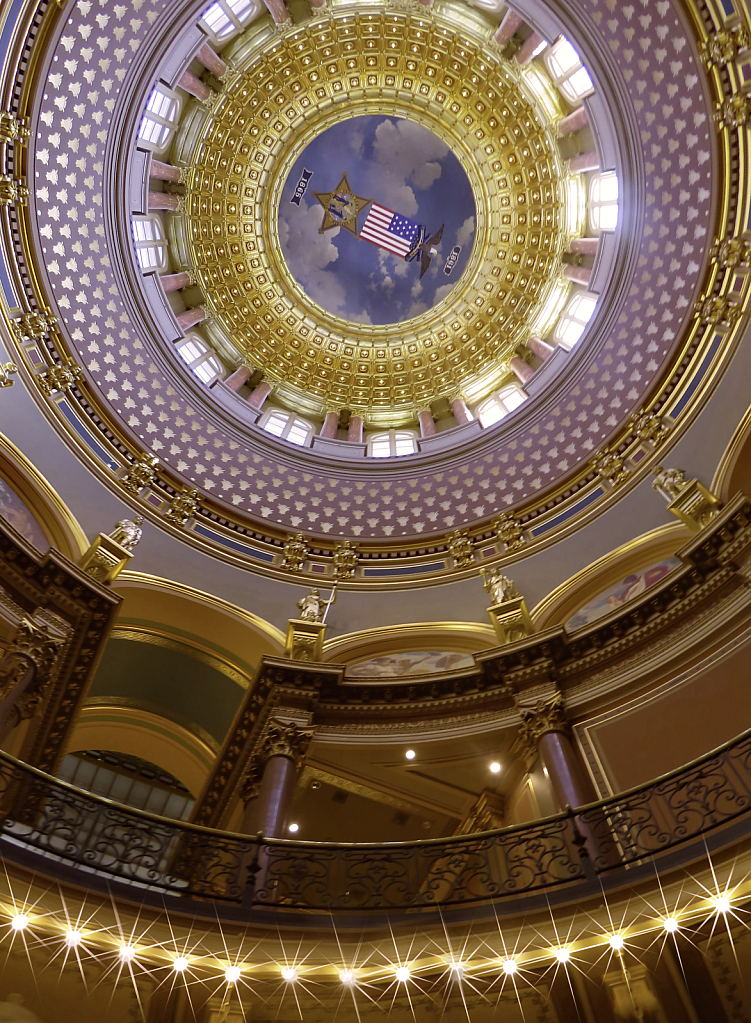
(359, 204), (420, 258)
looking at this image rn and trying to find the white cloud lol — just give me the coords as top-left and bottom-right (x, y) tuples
(370, 119), (450, 214)
(407, 299), (428, 318)
(456, 215), (475, 249)
(433, 282), (455, 306)
(349, 308), (373, 324)
(411, 279), (423, 299)
(279, 198), (347, 313)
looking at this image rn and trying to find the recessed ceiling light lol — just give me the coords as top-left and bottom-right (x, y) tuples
(609, 935), (624, 951)
(395, 966), (410, 982)
(282, 966), (298, 982)
(405, 749), (416, 760)
(10, 915), (28, 932)
(288, 823), (299, 833)
(489, 761), (501, 773)
(225, 965), (241, 983)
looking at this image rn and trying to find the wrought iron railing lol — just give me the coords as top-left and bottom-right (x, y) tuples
(0, 730), (749, 912)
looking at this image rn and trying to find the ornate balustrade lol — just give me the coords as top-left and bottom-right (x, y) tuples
(0, 729), (749, 913)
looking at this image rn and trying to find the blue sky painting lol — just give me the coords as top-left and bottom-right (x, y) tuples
(279, 115), (476, 325)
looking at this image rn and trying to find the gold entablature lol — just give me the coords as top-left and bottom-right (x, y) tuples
(184, 9), (566, 422)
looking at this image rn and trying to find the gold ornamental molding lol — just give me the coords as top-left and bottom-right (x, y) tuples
(182, 8), (566, 422)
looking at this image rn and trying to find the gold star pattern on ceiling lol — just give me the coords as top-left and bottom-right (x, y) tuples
(313, 173), (372, 237)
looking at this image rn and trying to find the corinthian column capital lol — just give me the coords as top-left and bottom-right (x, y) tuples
(516, 693), (569, 753)
(259, 718), (316, 768)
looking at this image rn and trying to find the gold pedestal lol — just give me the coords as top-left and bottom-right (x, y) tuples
(667, 479), (721, 531)
(284, 618), (326, 661)
(79, 534), (133, 585)
(487, 596), (533, 645)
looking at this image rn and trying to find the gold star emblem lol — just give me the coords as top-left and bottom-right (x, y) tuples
(313, 173), (372, 236)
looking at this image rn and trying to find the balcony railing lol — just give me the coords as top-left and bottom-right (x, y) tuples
(0, 729), (749, 912)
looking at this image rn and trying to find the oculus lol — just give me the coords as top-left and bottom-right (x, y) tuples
(279, 116), (476, 326)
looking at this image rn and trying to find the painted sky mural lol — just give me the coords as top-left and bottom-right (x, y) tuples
(279, 115), (476, 325)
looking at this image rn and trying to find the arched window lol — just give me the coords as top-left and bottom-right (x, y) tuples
(368, 430), (418, 458)
(200, 0), (260, 42)
(554, 292), (598, 348)
(138, 86), (181, 152)
(131, 216), (167, 270)
(175, 334), (224, 384)
(259, 409), (313, 446)
(588, 172), (619, 232)
(475, 386), (526, 429)
(545, 37), (593, 104)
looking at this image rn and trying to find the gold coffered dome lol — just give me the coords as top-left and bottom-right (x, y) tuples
(183, 9), (567, 424)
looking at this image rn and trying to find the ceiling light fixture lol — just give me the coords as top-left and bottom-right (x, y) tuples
(282, 966), (298, 982)
(395, 965), (410, 982)
(713, 895), (731, 914)
(288, 823), (299, 833)
(10, 914), (28, 932)
(502, 959), (517, 975)
(553, 947), (570, 963)
(339, 969), (356, 985)
(119, 945), (136, 963)
(65, 929), (82, 947)
(225, 965), (241, 983)
(173, 957), (189, 972)
(489, 761), (501, 773)
(663, 917), (679, 933)
(609, 935), (624, 951)
(405, 749), (416, 760)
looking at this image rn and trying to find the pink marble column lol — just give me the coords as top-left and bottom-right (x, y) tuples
(451, 397), (472, 425)
(558, 106), (589, 135)
(495, 9), (522, 45)
(569, 237), (599, 256)
(510, 356), (534, 384)
(263, 0), (290, 23)
(515, 31), (546, 66)
(347, 416), (364, 443)
(527, 336), (555, 361)
(196, 41), (227, 78)
(148, 191), (179, 211)
(537, 730), (596, 812)
(150, 160), (181, 183)
(0, 659), (35, 743)
(179, 70), (212, 103)
(418, 409), (436, 438)
(224, 366), (251, 392)
(569, 150), (599, 173)
(248, 381), (272, 410)
(177, 306), (206, 330)
(159, 272), (191, 294)
(563, 264), (592, 285)
(320, 411), (340, 439)
(242, 754), (298, 838)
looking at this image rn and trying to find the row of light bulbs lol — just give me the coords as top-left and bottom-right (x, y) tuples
(2, 893), (736, 986)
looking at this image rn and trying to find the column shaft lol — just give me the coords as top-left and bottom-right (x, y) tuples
(536, 730), (595, 811)
(558, 106), (589, 135)
(224, 366), (251, 392)
(0, 659), (34, 743)
(177, 306), (206, 330)
(569, 150), (600, 173)
(320, 411), (339, 439)
(451, 397), (472, 425)
(515, 31), (546, 65)
(263, 0), (290, 22)
(248, 381), (272, 410)
(418, 409), (436, 437)
(159, 272), (191, 294)
(563, 264), (592, 285)
(148, 191), (179, 211)
(495, 9), (522, 45)
(150, 160), (181, 183)
(196, 41), (227, 78)
(569, 237), (599, 256)
(347, 415), (364, 442)
(179, 70), (212, 102)
(527, 336), (555, 361)
(242, 755), (297, 838)
(510, 356), (534, 384)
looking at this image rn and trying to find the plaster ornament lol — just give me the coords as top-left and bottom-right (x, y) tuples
(593, 447), (629, 486)
(333, 539), (357, 580)
(494, 511), (525, 552)
(448, 529), (474, 568)
(652, 466), (687, 501)
(297, 588), (324, 622)
(12, 310), (55, 341)
(698, 294), (742, 327)
(165, 488), (199, 526)
(281, 532), (309, 573)
(120, 454), (159, 495)
(108, 515), (144, 552)
(630, 409), (668, 446)
(482, 568), (521, 605)
(0, 363), (16, 388)
(38, 360), (82, 396)
(717, 93), (751, 130)
(0, 111), (30, 144)
(703, 25), (750, 68)
(711, 236), (751, 271)
(0, 175), (27, 206)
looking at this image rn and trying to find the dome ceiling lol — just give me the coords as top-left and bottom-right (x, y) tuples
(11, 0), (729, 580)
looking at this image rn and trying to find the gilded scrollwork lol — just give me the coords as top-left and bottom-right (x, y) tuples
(38, 360), (83, 396)
(120, 454), (159, 495)
(630, 409), (669, 446)
(593, 447), (629, 486)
